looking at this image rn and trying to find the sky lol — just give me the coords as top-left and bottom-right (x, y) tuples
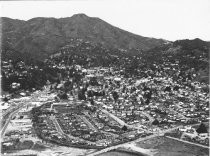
(0, 0), (210, 41)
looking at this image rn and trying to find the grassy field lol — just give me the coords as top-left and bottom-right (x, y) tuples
(17, 140), (34, 150)
(136, 136), (209, 156)
(31, 143), (46, 151)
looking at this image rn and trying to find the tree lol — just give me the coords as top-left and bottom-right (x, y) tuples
(89, 98), (94, 105)
(57, 91), (68, 100)
(78, 91), (86, 100)
(152, 119), (159, 125)
(87, 90), (94, 97)
(122, 125), (128, 131)
(164, 86), (171, 92)
(112, 91), (119, 102)
(196, 123), (208, 133)
(60, 92), (68, 100)
(2, 96), (9, 102)
(173, 85), (180, 91)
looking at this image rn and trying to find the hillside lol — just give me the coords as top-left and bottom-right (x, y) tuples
(141, 38), (209, 83)
(1, 14), (166, 60)
(1, 37), (209, 95)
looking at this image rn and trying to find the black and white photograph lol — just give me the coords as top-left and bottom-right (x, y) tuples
(0, 0), (209, 156)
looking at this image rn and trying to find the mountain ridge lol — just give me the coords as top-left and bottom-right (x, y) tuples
(1, 14), (167, 60)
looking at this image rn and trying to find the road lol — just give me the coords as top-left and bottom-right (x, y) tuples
(166, 136), (210, 149)
(79, 115), (98, 132)
(2, 105), (16, 117)
(87, 125), (182, 156)
(87, 135), (157, 156)
(1, 90), (54, 142)
(50, 116), (94, 144)
(50, 116), (64, 135)
(2, 89), (208, 155)
(83, 111), (120, 137)
(88, 122), (208, 156)
(1, 91), (46, 136)
(101, 109), (147, 133)
(101, 109), (127, 126)
(1, 106), (17, 129)
(1, 103), (24, 138)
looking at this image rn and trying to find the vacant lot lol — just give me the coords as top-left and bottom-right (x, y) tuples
(136, 136), (209, 156)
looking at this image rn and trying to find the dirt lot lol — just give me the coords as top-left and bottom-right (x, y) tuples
(136, 136), (209, 156)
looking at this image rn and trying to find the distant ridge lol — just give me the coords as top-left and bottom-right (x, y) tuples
(1, 14), (166, 60)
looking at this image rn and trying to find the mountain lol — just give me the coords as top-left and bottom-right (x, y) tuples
(1, 14), (166, 60)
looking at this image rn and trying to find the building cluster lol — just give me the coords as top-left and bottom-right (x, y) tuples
(25, 61), (208, 148)
(1, 40), (209, 150)
(1, 91), (55, 153)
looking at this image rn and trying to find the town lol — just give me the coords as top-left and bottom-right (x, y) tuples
(1, 47), (209, 154)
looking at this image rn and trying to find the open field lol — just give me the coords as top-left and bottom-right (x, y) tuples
(136, 136), (209, 156)
(97, 150), (144, 156)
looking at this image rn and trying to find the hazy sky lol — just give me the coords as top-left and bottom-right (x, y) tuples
(1, 0), (210, 41)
